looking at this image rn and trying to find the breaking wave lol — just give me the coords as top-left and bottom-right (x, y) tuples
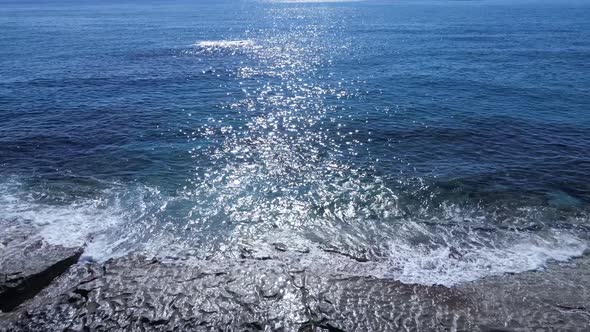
(1, 177), (587, 286)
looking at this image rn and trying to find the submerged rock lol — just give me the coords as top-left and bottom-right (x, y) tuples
(0, 219), (83, 313)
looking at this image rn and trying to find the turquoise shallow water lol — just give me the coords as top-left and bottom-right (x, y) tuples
(1, 0), (589, 285)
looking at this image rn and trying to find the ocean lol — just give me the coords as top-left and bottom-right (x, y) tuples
(1, 0), (589, 286)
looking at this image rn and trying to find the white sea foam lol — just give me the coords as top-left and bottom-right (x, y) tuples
(383, 230), (587, 286)
(193, 40), (256, 51)
(224, 225), (588, 286)
(0, 179), (587, 286)
(0, 179), (164, 261)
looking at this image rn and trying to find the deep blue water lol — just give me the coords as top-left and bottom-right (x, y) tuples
(1, 0), (589, 285)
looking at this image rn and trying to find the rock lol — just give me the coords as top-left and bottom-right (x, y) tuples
(273, 242), (288, 252)
(2, 251), (590, 331)
(0, 219), (84, 313)
(0, 256), (478, 331)
(0, 218), (588, 331)
(458, 255), (590, 331)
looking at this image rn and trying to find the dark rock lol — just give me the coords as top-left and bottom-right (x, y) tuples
(0, 218), (588, 331)
(459, 255), (590, 330)
(479, 326), (516, 332)
(319, 246), (370, 262)
(273, 242), (288, 252)
(0, 219), (84, 312)
(2, 252), (590, 331)
(0, 256), (478, 331)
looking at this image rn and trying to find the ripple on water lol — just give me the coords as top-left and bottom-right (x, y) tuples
(1, 1), (589, 287)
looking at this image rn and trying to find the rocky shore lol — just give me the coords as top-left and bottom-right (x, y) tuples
(1, 219), (588, 331)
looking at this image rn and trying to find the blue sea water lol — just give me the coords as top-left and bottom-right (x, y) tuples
(1, 0), (589, 285)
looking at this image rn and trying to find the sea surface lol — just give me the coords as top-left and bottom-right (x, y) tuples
(1, 0), (589, 286)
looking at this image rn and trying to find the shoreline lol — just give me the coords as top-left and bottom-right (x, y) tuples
(1, 219), (589, 331)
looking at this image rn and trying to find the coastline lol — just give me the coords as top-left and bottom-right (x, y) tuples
(2, 218), (588, 331)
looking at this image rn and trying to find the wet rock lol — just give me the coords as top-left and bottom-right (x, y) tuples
(0, 256), (478, 331)
(273, 242), (288, 252)
(459, 255), (590, 331)
(319, 245), (370, 262)
(0, 219), (83, 312)
(306, 275), (476, 331)
(0, 227), (588, 331)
